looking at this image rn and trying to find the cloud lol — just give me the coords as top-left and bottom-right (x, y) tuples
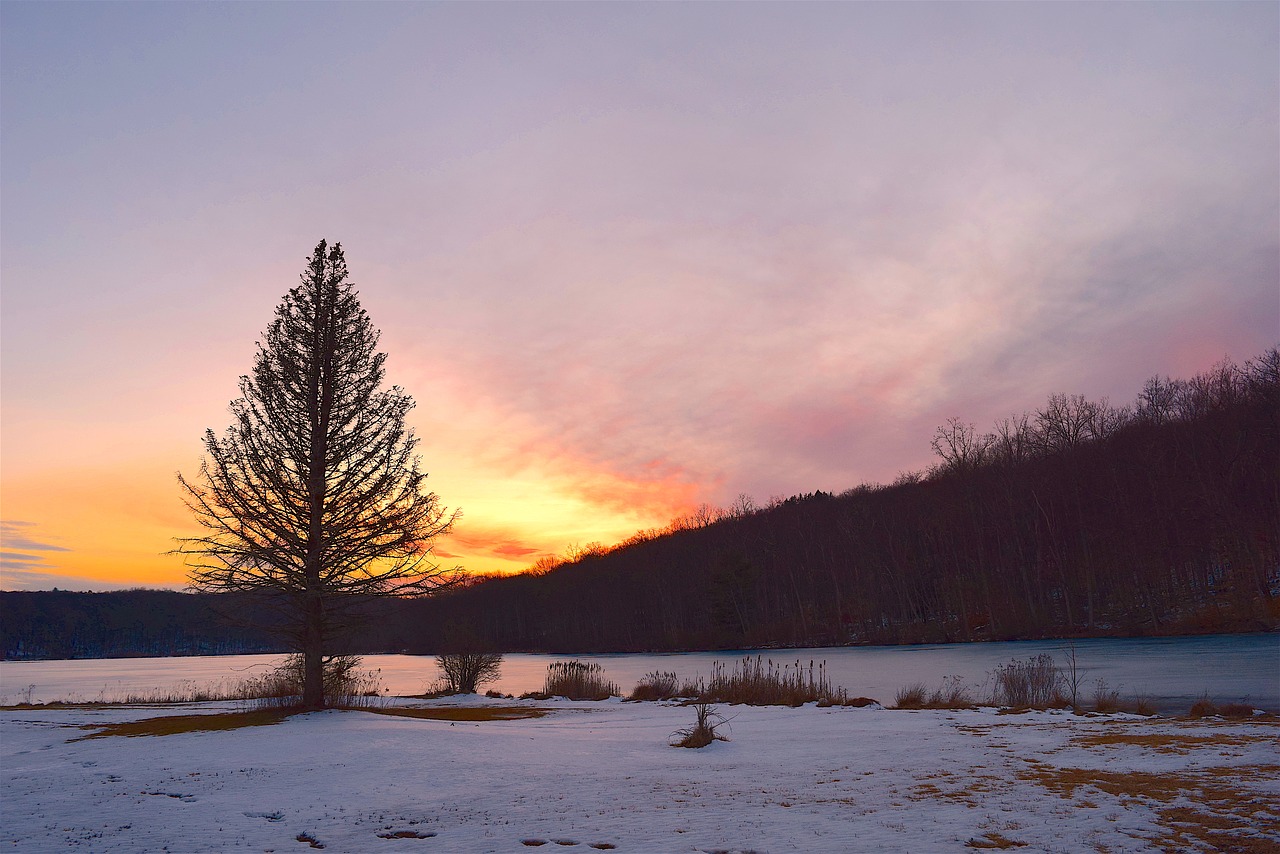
(0, 522), (71, 583)
(0, 520), (71, 553)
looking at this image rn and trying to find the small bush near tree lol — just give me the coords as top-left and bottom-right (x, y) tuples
(544, 661), (619, 700)
(239, 654), (384, 709)
(436, 651), (503, 694)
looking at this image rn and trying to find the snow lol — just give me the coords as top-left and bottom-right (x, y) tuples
(3, 696), (1277, 852)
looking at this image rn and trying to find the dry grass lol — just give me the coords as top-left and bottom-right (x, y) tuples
(696, 656), (849, 707)
(1022, 762), (1280, 853)
(544, 661), (619, 701)
(671, 702), (729, 748)
(893, 676), (975, 710)
(1071, 731), (1265, 754)
(364, 706), (549, 722)
(628, 671), (700, 701)
(966, 831), (1028, 849)
(992, 654), (1061, 708)
(74, 709), (294, 740)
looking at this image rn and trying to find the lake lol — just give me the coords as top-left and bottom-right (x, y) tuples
(2, 633), (1276, 713)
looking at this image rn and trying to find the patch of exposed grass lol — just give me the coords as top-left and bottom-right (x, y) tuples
(1072, 732), (1264, 754)
(966, 831), (1028, 849)
(364, 706), (549, 722)
(75, 709), (294, 740)
(1023, 763), (1280, 853)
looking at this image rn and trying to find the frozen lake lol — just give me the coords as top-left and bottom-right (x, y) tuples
(2, 633), (1276, 713)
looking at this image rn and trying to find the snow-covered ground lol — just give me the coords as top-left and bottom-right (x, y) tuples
(2, 696), (1276, 853)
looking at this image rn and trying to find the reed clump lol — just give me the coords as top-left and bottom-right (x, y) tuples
(695, 656), (849, 707)
(992, 653), (1063, 708)
(543, 661), (619, 701)
(628, 671), (700, 701)
(893, 676), (975, 710)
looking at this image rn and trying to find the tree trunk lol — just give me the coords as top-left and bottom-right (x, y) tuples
(302, 594), (325, 709)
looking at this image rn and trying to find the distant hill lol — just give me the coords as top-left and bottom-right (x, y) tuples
(4, 350), (1276, 660)
(399, 349), (1280, 652)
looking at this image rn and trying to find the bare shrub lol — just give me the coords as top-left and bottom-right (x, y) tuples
(1091, 679), (1121, 713)
(697, 656), (848, 707)
(894, 683), (929, 709)
(929, 675), (975, 709)
(671, 702), (729, 748)
(436, 651), (503, 695)
(1061, 642), (1086, 710)
(993, 654), (1062, 708)
(543, 661), (619, 700)
(1219, 702), (1255, 719)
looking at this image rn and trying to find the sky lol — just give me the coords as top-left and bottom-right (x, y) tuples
(2, 2), (1277, 591)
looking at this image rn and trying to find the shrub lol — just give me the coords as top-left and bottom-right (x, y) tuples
(543, 661), (619, 700)
(1091, 679), (1121, 713)
(929, 676), (976, 709)
(992, 654), (1061, 708)
(1188, 694), (1218, 717)
(671, 702), (729, 749)
(1219, 702), (1255, 719)
(894, 683), (929, 709)
(697, 656), (848, 707)
(436, 651), (503, 695)
(1131, 694), (1158, 716)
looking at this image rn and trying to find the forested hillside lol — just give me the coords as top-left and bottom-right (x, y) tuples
(1, 590), (281, 659)
(397, 350), (1279, 652)
(4, 350), (1277, 659)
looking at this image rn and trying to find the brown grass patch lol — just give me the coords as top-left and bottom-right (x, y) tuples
(1023, 763), (1280, 853)
(75, 709), (294, 740)
(1072, 732), (1260, 754)
(366, 706), (549, 722)
(966, 832), (1027, 849)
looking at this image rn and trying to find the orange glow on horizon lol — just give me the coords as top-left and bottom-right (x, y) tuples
(0, 438), (709, 590)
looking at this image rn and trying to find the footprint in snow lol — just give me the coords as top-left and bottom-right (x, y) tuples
(245, 811), (284, 822)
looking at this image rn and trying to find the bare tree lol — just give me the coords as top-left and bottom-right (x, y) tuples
(176, 240), (459, 709)
(930, 417), (991, 473)
(436, 651), (503, 694)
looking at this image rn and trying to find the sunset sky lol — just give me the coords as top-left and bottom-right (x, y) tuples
(2, 2), (1277, 591)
